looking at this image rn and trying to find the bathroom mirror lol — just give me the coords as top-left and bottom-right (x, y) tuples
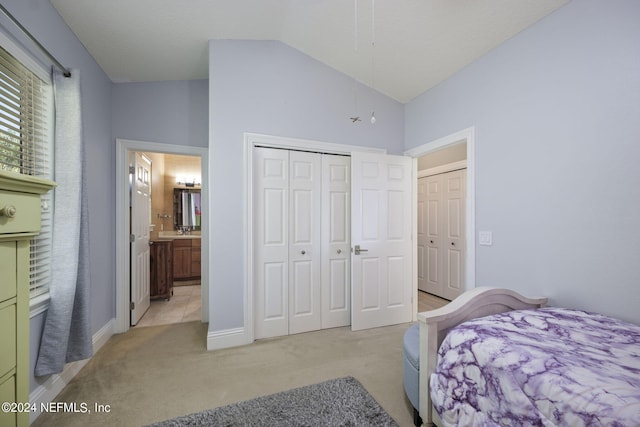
(173, 188), (201, 231)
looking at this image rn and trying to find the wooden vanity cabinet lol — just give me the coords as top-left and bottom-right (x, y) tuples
(150, 240), (173, 300)
(172, 239), (192, 279)
(172, 238), (201, 280)
(191, 238), (201, 278)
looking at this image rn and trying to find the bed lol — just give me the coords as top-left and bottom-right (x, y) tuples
(417, 287), (640, 426)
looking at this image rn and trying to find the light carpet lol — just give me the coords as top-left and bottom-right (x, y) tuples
(146, 376), (398, 427)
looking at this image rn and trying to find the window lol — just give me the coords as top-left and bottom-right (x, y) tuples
(0, 41), (54, 304)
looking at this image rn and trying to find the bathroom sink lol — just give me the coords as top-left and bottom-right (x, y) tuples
(158, 231), (201, 239)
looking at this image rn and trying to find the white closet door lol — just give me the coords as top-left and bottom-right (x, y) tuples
(419, 169), (466, 300)
(288, 151), (322, 334)
(254, 147), (289, 339)
(442, 169), (466, 300)
(321, 154), (351, 329)
(423, 175), (443, 296)
(417, 177), (428, 292)
(351, 152), (413, 331)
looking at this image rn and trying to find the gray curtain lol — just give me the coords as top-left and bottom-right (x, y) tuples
(35, 68), (93, 377)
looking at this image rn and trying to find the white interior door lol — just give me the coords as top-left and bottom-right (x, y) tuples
(351, 152), (413, 331)
(254, 147), (289, 339)
(131, 152), (151, 325)
(288, 151), (322, 334)
(321, 154), (351, 329)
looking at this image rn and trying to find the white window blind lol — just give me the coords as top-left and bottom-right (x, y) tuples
(0, 44), (53, 300)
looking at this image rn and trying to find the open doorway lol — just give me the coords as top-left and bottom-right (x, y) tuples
(405, 127), (476, 312)
(135, 152), (203, 327)
(417, 143), (466, 300)
(115, 138), (209, 334)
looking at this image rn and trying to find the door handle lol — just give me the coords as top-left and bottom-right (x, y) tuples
(354, 245), (368, 255)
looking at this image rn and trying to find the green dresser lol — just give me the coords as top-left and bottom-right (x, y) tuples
(0, 171), (54, 427)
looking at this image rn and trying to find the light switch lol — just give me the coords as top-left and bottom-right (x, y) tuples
(479, 231), (493, 246)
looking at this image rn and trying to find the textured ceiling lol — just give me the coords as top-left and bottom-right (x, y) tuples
(51, 0), (568, 103)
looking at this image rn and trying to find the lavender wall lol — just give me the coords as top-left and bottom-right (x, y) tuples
(112, 80), (208, 147)
(405, 0), (640, 323)
(208, 40), (404, 332)
(0, 0), (113, 393)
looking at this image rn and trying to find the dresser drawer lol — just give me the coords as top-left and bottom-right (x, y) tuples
(0, 242), (17, 303)
(0, 189), (41, 234)
(0, 303), (16, 378)
(0, 374), (16, 426)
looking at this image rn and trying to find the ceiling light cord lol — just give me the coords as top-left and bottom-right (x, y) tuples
(350, 0), (376, 124)
(354, 0), (359, 52)
(370, 0), (376, 124)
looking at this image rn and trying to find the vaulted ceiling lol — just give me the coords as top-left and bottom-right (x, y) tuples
(51, 0), (568, 103)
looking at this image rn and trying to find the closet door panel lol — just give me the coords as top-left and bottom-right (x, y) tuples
(419, 168), (466, 300)
(264, 262), (287, 320)
(254, 148), (289, 339)
(328, 259), (348, 310)
(264, 189), (287, 245)
(288, 151), (321, 334)
(321, 155), (351, 329)
(290, 260), (315, 334)
(442, 169), (466, 300)
(255, 149), (351, 337)
(417, 177), (428, 292)
(424, 175), (443, 296)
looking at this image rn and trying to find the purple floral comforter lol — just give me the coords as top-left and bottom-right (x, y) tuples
(430, 308), (640, 426)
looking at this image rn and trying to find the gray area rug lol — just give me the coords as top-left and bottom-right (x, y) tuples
(146, 376), (398, 426)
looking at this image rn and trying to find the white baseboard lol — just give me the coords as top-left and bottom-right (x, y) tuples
(206, 327), (250, 351)
(29, 318), (115, 424)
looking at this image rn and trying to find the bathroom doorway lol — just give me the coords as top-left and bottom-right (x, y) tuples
(135, 152), (203, 327)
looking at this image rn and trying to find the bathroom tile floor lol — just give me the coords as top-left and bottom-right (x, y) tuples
(136, 285), (201, 327)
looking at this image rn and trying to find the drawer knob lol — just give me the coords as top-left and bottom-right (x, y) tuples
(1, 205), (16, 218)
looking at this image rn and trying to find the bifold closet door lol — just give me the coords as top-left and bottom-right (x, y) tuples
(417, 177), (428, 292)
(254, 147), (290, 339)
(288, 151), (322, 334)
(253, 148), (322, 339)
(321, 155), (350, 329)
(419, 168), (466, 300)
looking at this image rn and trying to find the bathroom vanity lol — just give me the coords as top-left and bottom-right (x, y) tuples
(154, 232), (201, 283)
(149, 239), (173, 300)
(172, 237), (201, 281)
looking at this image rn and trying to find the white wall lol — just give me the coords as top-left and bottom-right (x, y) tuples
(208, 40), (404, 335)
(405, 0), (640, 323)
